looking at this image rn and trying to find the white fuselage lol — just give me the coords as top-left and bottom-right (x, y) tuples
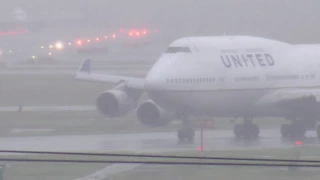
(144, 36), (320, 118)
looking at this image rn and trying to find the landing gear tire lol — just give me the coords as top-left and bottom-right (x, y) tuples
(288, 123), (306, 140)
(281, 122), (306, 141)
(178, 128), (195, 143)
(233, 123), (259, 140)
(243, 123), (259, 140)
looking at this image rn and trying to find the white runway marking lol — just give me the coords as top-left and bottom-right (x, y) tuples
(74, 164), (141, 180)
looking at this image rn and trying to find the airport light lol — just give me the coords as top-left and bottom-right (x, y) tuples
(31, 56), (36, 59)
(87, 39), (90, 43)
(48, 52), (52, 55)
(112, 34), (116, 38)
(77, 40), (82, 45)
(295, 141), (302, 145)
(55, 42), (63, 49)
(104, 36), (108, 39)
(68, 42), (72, 45)
(96, 37), (99, 41)
(49, 45), (53, 48)
(41, 46), (44, 49)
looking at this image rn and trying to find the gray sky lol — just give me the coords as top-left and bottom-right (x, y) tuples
(1, 0), (320, 43)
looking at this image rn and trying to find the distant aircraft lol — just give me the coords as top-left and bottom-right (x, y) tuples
(76, 35), (320, 143)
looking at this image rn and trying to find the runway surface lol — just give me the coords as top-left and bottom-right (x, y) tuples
(1, 128), (318, 180)
(0, 129), (317, 153)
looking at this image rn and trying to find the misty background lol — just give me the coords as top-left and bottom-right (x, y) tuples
(0, 0), (319, 43)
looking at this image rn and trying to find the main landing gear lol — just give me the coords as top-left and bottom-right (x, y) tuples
(280, 121), (306, 140)
(280, 119), (320, 141)
(233, 117), (260, 140)
(177, 118), (195, 143)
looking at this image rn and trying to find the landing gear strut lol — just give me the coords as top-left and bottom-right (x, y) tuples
(233, 117), (259, 140)
(177, 118), (195, 143)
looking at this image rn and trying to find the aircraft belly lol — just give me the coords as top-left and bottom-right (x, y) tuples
(148, 89), (271, 117)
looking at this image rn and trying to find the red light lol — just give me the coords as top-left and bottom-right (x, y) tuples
(120, 29), (123, 32)
(155, 29), (158, 32)
(129, 32), (132, 36)
(143, 31), (146, 34)
(77, 40), (82, 45)
(96, 37), (99, 41)
(197, 147), (203, 152)
(112, 34), (116, 38)
(104, 36), (108, 39)
(87, 39), (90, 43)
(295, 141), (302, 145)
(136, 32), (140, 36)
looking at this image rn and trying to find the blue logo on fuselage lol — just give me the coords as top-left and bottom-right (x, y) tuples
(221, 54), (275, 68)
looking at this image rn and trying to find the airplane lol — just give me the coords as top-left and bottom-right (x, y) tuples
(76, 35), (320, 143)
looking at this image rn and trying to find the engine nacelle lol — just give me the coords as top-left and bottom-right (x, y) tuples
(136, 100), (174, 127)
(96, 90), (136, 117)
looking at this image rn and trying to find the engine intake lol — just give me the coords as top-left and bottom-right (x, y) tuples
(136, 100), (174, 127)
(96, 90), (136, 117)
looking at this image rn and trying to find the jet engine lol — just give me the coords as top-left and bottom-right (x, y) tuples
(136, 100), (174, 127)
(96, 90), (137, 117)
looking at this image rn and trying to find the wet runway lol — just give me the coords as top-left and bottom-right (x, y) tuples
(1, 128), (318, 180)
(0, 129), (317, 153)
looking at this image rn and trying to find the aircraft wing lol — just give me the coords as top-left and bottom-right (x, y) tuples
(75, 59), (145, 90)
(256, 88), (320, 108)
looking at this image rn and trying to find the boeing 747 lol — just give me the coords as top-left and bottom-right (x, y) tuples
(76, 35), (320, 143)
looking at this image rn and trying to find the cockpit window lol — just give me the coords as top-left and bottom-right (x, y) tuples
(166, 47), (191, 53)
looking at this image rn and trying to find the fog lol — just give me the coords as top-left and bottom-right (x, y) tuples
(1, 0), (320, 180)
(1, 0), (320, 42)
